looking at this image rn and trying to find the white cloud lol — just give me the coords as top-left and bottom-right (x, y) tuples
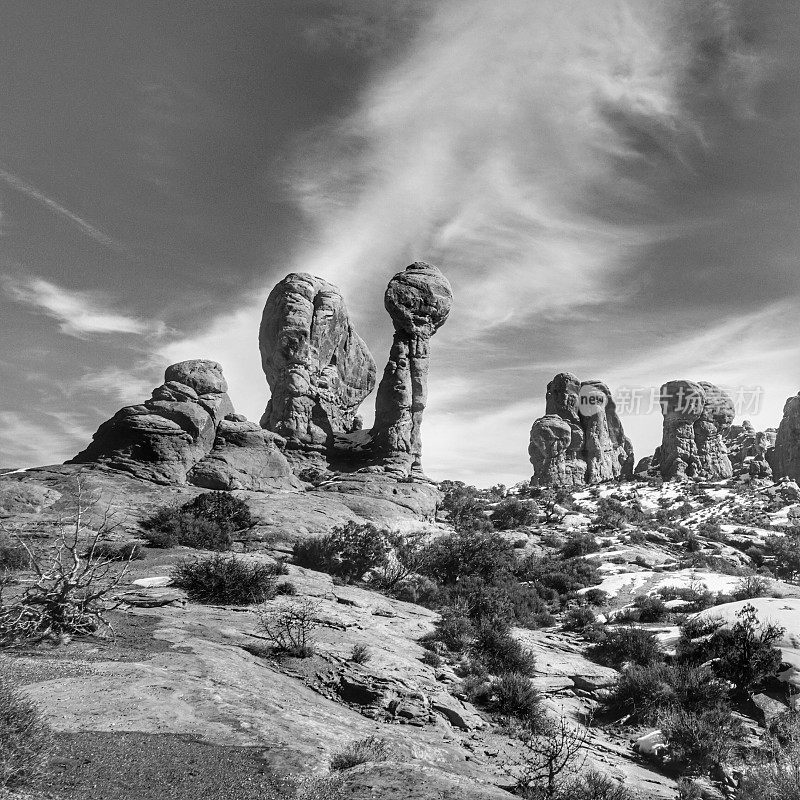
(2, 275), (165, 338)
(0, 410), (93, 468)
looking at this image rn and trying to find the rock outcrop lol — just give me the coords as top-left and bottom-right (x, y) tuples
(71, 360), (297, 488)
(367, 262), (453, 477)
(188, 420), (302, 491)
(259, 273), (376, 452)
(658, 380), (733, 481)
(725, 421), (776, 479)
(529, 373), (634, 487)
(771, 391), (800, 480)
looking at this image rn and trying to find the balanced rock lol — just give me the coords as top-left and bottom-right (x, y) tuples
(771, 391), (800, 480)
(658, 380), (734, 480)
(529, 373), (633, 487)
(259, 274), (376, 452)
(369, 262), (453, 476)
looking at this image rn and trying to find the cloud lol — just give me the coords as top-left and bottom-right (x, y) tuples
(0, 166), (126, 253)
(149, 0), (800, 486)
(0, 410), (93, 468)
(2, 275), (166, 338)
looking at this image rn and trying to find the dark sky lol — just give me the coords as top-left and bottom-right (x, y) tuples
(2, 0), (799, 485)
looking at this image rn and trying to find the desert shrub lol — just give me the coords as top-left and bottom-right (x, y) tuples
(517, 555), (602, 601)
(561, 533), (600, 558)
(471, 623), (536, 676)
(709, 604), (783, 697)
(604, 663), (729, 724)
(0, 676), (52, 791)
(389, 573), (440, 606)
(86, 541), (143, 562)
(763, 534), (800, 582)
(292, 522), (388, 583)
(0, 538), (31, 572)
(143, 491), (253, 550)
(260, 598), (321, 658)
(559, 771), (634, 800)
(491, 497), (538, 530)
(421, 529), (515, 585)
(141, 508), (232, 551)
(439, 481), (492, 532)
(491, 672), (544, 720)
(658, 707), (744, 775)
(738, 712), (800, 800)
(349, 643), (371, 664)
(530, 610), (557, 628)
(432, 607), (475, 652)
(733, 575), (772, 601)
(633, 594), (668, 622)
(583, 588), (608, 607)
(275, 580), (297, 596)
(330, 736), (389, 771)
(512, 715), (590, 799)
(421, 649), (441, 667)
(594, 498), (648, 530)
(684, 534), (702, 553)
(181, 491), (253, 530)
(562, 607), (596, 632)
(171, 554), (280, 604)
(696, 521), (724, 540)
(588, 626), (663, 668)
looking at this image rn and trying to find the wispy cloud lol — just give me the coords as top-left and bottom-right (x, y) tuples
(0, 410), (93, 468)
(2, 275), (165, 338)
(0, 166), (126, 253)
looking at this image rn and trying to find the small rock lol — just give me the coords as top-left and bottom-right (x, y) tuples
(131, 576), (173, 588)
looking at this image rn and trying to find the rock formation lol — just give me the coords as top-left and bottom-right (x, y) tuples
(71, 360), (297, 489)
(725, 421), (776, 479)
(259, 273), (376, 452)
(529, 372), (634, 487)
(368, 262), (453, 476)
(771, 391), (800, 480)
(658, 380), (734, 480)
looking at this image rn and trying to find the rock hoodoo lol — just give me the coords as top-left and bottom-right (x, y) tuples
(71, 360), (298, 489)
(368, 262), (453, 476)
(655, 380), (734, 481)
(725, 421), (776, 479)
(529, 373), (634, 487)
(771, 391), (800, 481)
(259, 273), (376, 453)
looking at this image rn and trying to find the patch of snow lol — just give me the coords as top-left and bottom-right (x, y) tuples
(651, 570), (742, 595)
(577, 571), (651, 598)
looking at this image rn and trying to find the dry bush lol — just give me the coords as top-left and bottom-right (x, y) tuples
(329, 736), (389, 771)
(0, 479), (131, 645)
(260, 598), (322, 657)
(0, 676), (52, 791)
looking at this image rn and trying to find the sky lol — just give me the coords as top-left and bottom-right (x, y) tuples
(1, 0), (799, 487)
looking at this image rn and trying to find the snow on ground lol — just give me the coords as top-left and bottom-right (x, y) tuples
(577, 571), (651, 598)
(651, 570), (742, 595)
(770, 505), (800, 527)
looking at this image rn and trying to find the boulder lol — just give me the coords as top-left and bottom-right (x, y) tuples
(368, 262), (453, 477)
(772, 392), (800, 481)
(259, 273), (376, 451)
(188, 420), (301, 491)
(164, 359), (228, 395)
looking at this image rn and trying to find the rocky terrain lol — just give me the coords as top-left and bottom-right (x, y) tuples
(3, 264), (800, 800)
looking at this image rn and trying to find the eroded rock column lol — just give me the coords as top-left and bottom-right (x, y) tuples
(370, 262), (452, 476)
